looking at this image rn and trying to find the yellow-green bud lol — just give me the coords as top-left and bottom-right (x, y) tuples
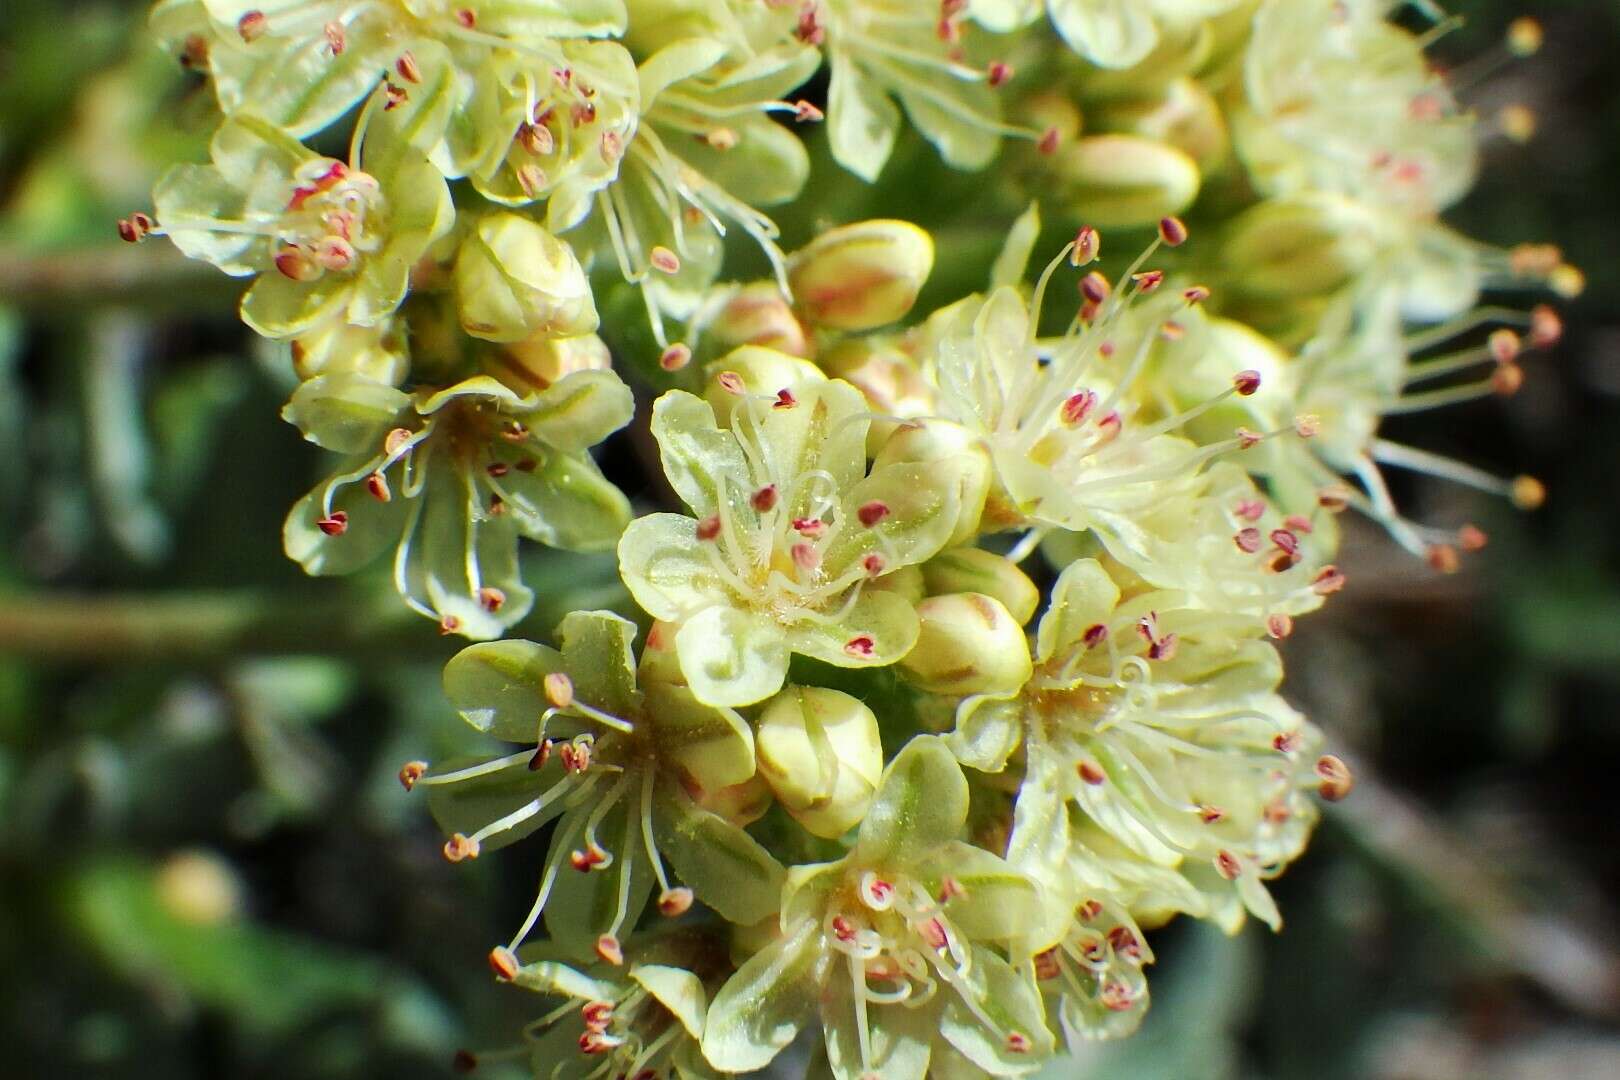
(788, 220), (934, 331)
(290, 320), (409, 386)
(900, 593), (1033, 697)
(691, 774), (773, 828)
(872, 420), (992, 547)
(710, 282), (811, 358)
(755, 687), (883, 839)
(1052, 135), (1200, 229)
(703, 346), (825, 424)
(1221, 195), (1390, 299)
(1093, 78), (1228, 174)
(1022, 91), (1084, 145)
(868, 563), (925, 605)
(454, 212), (597, 343)
(821, 338), (937, 454)
(922, 549), (1039, 626)
(491, 332), (611, 392)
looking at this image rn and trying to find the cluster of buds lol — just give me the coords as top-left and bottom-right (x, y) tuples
(132, 0), (1565, 1076)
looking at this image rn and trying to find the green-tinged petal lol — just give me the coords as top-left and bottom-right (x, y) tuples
(280, 374), (408, 453)
(948, 694), (1025, 773)
(967, 0), (1042, 33)
(915, 842), (1040, 951)
(674, 605), (790, 707)
(241, 272), (350, 339)
(828, 52), (900, 183)
(990, 202), (1041, 290)
(207, 112), (312, 190)
(855, 735), (968, 869)
(544, 798), (655, 957)
(822, 967), (934, 1080)
(638, 37), (728, 105)
(644, 682), (755, 792)
(894, 80), (1001, 172)
(648, 390), (751, 519)
(212, 37), (391, 139)
(938, 946), (1055, 1075)
(616, 512), (727, 622)
(424, 756), (565, 854)
(782, 859), (845, 927)
(785, 589), (921, 671)
(630, 964), (708, 1038)
(557, 610), (641, 718)
(367, 41), (459, 169)
(151, 164), (257, 274)
(521, 369), (635, 452)
(700, 916), (828, 1073)
(677, 115), (810, 208)
(1049, 0), (1160, 69)
(822, 462), (961, 576)
(283, 471), (407, 577)
(442, 638), (565, 742)
(474, 0), (628, 39)
(496, 446), (631, 552)
(1035, 558), (1122, 663)
(653, 784), (785, 925)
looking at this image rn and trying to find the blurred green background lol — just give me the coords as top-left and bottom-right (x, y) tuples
(2, 2), (1618, 1077)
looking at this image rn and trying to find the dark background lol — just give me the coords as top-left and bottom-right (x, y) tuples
(1, 2), (1617, 1077)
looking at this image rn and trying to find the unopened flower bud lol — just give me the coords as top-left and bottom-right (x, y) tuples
(494, 331), (610, 391)
(703, 346), (822, 425)
(788, 220), (935, 331)
(1051, 135), (1200, 229)
(454, 212), (597, 343)
(872, 421), (992, 546)
(900, 593), (1032, 696)
(1222, 194), (1387, 299)
(710, 282), (810, 357)
(756, 687), (883, 838)
(921, 548), (1039, 625)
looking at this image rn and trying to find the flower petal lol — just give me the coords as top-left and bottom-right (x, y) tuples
(674, 605), (790, 708)
(855, 735), (968, 869)
(442, 638), (566, 742)
(653, 783), (785, 926)
(700, 915), (828, 1073)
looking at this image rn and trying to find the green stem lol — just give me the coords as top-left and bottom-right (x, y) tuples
(0, 244), (235, 313)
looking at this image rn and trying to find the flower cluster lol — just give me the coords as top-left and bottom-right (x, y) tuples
(131, 0), (1569, 1076)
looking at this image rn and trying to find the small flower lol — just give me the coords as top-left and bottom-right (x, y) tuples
(283, 368), (633, 637)
(153, 0), (627, 139)
(413, 611), (787, 955)
(151, 114), (452, 339)
(702, 736), (1056, 1076)
(617, 363), (962, 706)
(951, 558), (1330, 935)
(490, 932), (721, 1080)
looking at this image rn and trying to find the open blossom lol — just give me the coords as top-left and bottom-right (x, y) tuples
(151, 113), (452, 338)
(283, 368), (633, 638)
(951, 558), (1327, 934)
(492, 932), (723, 1078)
(413, 610), (785, 954)
(702, 736), (1055, 1078)
(617, 358), (962, 706)
(150, 0), (629, 138)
